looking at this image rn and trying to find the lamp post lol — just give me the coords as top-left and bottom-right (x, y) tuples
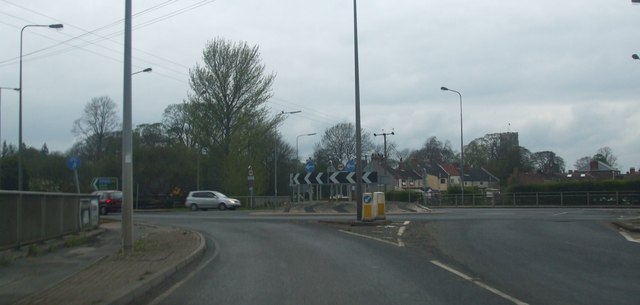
(296, 133), (317, 162)
(275, 110), (301, 199)
(18, 23), (63, 191)
(440, 86), (464, 203)
(0, 87), (20, 189)
(122, 0), (134, 253)
(132, 67), (152, 75)
(353, 0), (364, 221)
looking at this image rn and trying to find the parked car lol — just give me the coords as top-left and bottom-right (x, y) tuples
(185, 191), (241, 211)
(92, 190), (123, 215)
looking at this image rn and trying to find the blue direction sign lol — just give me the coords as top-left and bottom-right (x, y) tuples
(67, 156), (81, 170)
(92, 177), (118, 191)
(346, 159), (356, 172)
(305, 160), (315, 173)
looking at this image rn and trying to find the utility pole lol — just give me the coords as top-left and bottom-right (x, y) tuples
(374, 130), (395, 161)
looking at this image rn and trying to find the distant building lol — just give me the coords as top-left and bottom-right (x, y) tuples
(567, 160), (620, 181)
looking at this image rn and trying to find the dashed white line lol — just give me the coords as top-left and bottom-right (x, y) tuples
(552, 211), (569, 217)
(430, 260), (530, 305)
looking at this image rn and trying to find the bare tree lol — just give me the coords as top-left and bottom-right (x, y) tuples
(314, 122), (373, 165)
(595, 146), (618, 168)
(72, 95), (119, 160)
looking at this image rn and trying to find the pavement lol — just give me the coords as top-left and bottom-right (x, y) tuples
(0, 221), (205, 305)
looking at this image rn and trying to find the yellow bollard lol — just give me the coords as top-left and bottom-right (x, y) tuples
(374, 192), (386, 220)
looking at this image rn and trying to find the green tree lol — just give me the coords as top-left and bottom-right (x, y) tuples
(187, 38), (281, 194)
(531, 151), (565, 174)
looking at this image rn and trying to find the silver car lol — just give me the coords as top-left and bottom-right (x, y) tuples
(185, 191), (241, 211)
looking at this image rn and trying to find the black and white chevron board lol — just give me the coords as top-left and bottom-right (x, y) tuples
(289, 171), (377, 185)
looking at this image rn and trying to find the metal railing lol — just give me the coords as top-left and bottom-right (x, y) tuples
(0, 191), (99, 251)
(424, 191), (640, 207)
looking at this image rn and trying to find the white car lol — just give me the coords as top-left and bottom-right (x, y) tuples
(184, 191), (241, 211)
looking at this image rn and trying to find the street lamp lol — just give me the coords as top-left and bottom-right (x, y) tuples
(132, 67), (152, 75)
(0, 87), (20, 189)
(275, 110), (301, 199)
(296, 133), (317, 162)
(353, 0), (364, 221)
(18, 23), (63, 191)
(440, 86), (464, 203)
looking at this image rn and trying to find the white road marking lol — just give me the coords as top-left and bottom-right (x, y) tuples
(619, 231), (640, 244)
(397, 226), (406, 237)
(430, 260), (530, 305)
(339, 230), (405, 247)
(552, 211), (569, 217)
(403, 220), (411, 226)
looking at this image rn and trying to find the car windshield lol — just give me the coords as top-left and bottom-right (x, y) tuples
(213, 191), (227, 198)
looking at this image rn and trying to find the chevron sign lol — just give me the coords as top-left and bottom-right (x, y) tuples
(290, 172), (377, 185)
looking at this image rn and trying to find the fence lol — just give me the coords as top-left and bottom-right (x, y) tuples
(424, 191), (640, 207)
(0, 191), (99, 251)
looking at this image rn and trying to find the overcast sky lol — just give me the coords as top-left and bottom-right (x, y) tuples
(1, 0), (640, 171)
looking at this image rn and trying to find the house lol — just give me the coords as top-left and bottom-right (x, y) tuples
(466, 167), (500, 190)
(569, 160), (620, 181)
(369, 155), (499, 193)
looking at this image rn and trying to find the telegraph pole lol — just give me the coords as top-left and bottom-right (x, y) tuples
(374, 130), (395, 161)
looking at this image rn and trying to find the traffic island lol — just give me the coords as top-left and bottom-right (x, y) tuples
(613, 218), (640, 233)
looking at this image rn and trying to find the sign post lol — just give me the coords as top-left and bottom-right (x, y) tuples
(248, 166), (254, 209)
(67, 156), (81, 193)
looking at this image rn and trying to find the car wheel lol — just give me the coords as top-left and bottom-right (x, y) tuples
(100, 206), (108, 215)
(218, 203), (227, 211)
(190, 204), (199, 211)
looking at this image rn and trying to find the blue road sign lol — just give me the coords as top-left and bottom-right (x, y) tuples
(67, 156), (81, 170)
(346, 159), (356, 172)
(305, 160), (315, 173)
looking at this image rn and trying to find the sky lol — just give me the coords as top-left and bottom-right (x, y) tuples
(1, 0), (640, 172)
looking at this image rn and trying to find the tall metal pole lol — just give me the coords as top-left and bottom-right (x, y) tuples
(353, 0), (363, 221)
(275, 111), (301, 199)
(122, 0), (134, 253)
(18, 24), (63, 191)
(440, 87), (464, 203)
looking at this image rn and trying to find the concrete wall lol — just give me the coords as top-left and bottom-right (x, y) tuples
(0, 191), (99, 251)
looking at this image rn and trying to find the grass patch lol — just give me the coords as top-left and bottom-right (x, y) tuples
(138, 270), (153, 281)
(64, 235), (88, 248)
(27, 244), (41, 257)
(134, 237), (161, 252)
(0, 255), (13, 267)
(99, 218), (118, 224)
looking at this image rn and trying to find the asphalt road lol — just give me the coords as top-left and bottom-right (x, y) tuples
(133, 208), (640, 305)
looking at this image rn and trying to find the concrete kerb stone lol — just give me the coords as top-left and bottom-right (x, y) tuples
(110, 225), (206, 305)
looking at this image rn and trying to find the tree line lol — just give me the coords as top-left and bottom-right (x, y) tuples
(0, 37), (622, 199)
